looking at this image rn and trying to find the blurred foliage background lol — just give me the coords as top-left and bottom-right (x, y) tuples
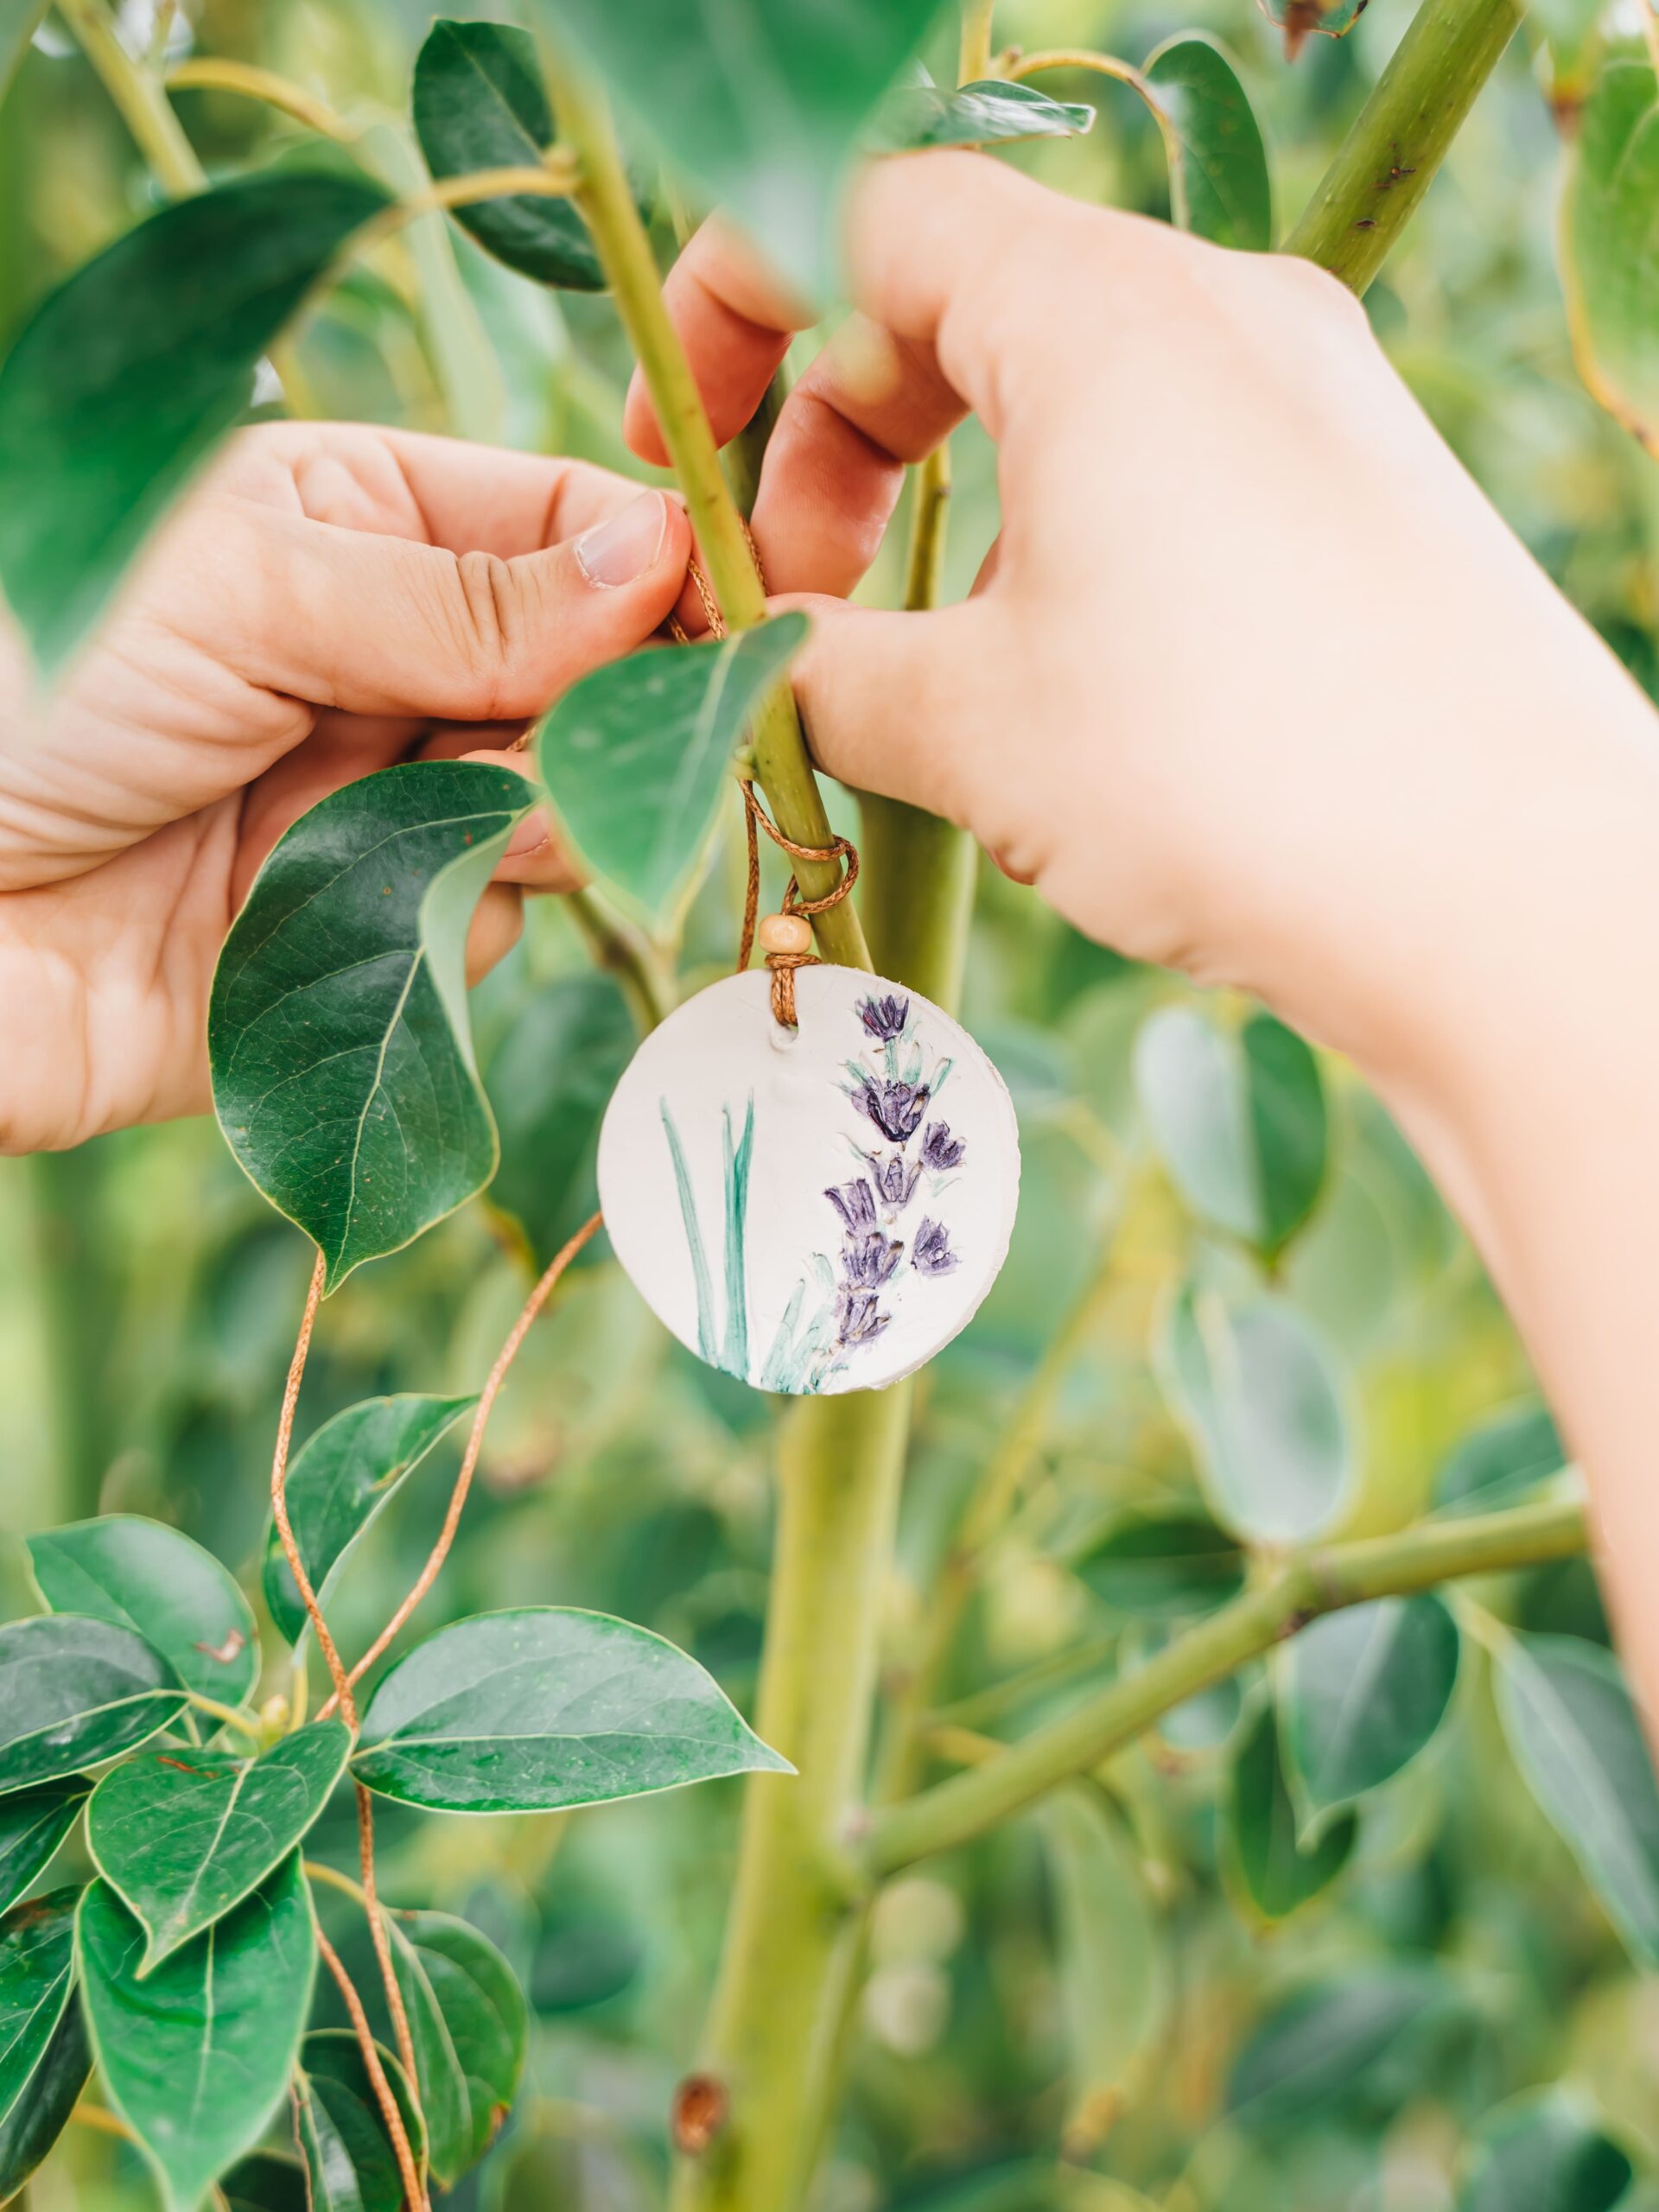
(1, 0), (1656, 2207)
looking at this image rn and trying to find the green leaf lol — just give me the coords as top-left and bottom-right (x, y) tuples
(0, 1888), (79, 2136)
(262, 1395), (475, 1647)
(0, 1988), (90, 2206)
(27, 1514), (257, 1706)
(0, 171), (389, 676)
(485, 973), (636, 1268)
(87, 1722), (350, 1972)
(536, 615), (809, 932)
(1560, 58), (1659, 452)
(1280, 1595), (1459, 1835)
(1144, 35), (1274, 252)
(0, 1616), (186, 1790)
(222, 2152), (311, 2212)
(352, 1606), (792, 1813)
(1226, 1700), (1355, 1918)
(1434, 1402), (1567, 1516)
(210, 761), (532, 1292)
(531, 0), (941, 289)
(78, 1859), (316, 2212)
(1494, 1631), (1659, 1965)
(1159, 1281), (1353, 1543)
(1458, 2089), (1633, 2212)
(0, 1778), (90, 1916)
(873, 78), (1095, 150)
(389, 1909), (527, 2184)
(0, 0), (47, 104)
(1135, 1007), (1326, 1256)
(1070, 1510), (1245, 1618)
(1228, 1965), (1448, 2129)
(414, 20), (607, 289)
(293, 2030), (426, 2212)
(1255, 0), (1368, 48)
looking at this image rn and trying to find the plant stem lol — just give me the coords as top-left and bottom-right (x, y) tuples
(1283, 0), (1522, 294)
(185, 1693), (263, 1748)
(566, 887), (673, 1031)
(959, 0), (999, 82)
(164, 56), (354, 141)
(58, 0), (203, 194)
(865, 1493), (1586, 1874)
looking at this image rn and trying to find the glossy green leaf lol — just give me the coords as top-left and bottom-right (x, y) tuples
(1434, 1402), (1567, 1515)
(0, 1778), (89, 1916)
(1070, 1510), (1245, 1618)
(0, 1616), (185, 1791)
(353, 1606), (791, 1813)
(389, 1908), (527, 2183)
(1228, 1965), (1447, 2128)
(210, 761), (532, 1292)
(1280, 1595), (1459, 1834)
(0, 172), (389, 675)
(1458, 2089), (1633, 2212)
(78, 1859), (316, 2212)
(536, 614), (809, 932)
(1561, 58), (1659, 452)
(293, 2030), (426, 2212)
(28, 1514), (257, 1706)
(88, 1722), (350, 1972)
(0, 1988), (90, 2205)
(486, 972), (635, 1268)
(222, 2152), (311, 2212)
(874, 78), (1095, 150)
(531, 0), (940, 289)
(1159, 1281), (1352, 1543)
(1255, 0), (1368, 48)
(414, 20), (607, 289)
(262, 1395), (475, 1647)
(0, 0), (47, 103)
(1145, 35), (1274, 252)
(1495, 1631), (1659, 1965)
(1226, 1700), (1355, 1918)
(0, 1888), (79, 2137)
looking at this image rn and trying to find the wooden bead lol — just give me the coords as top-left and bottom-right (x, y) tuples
(757, 911), (813, 957)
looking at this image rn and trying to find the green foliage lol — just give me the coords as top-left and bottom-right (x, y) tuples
(28, 1513), (257, 1705)
(1227, 1965), (1448, 2128)
(0, 1778), (90, 1916)
(1226, 1699), (1356, 1916)
(1069, 1508), (1245, 1617)
(874, 79), (1096, 149)
(1434, 1401), (1566, 1514)
(293, 2031), (426, 2212)
(1145, 34), (1274, 249)
(221, 2152), (311, 2212)
(388, 1908), (527, 2183)
(0, 0), (45, 101)
(1560, 56), (1659, 452)
(486, 972), (637, 1265)
(1279, 1594), (1460, 1834)
(0, 1616), (185, 1789)
(0, 1888), (80, 2138)
(0, 1981), (90, 2204)
(1457, 2090), (1634, 2212)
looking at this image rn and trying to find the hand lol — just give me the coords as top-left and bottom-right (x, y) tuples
(0, 422), (690, 1151)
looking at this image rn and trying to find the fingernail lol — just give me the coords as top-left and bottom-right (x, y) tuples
(505, 810), (550, 859)
(575, 490), (668, 588)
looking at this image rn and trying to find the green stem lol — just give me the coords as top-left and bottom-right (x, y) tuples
(186, 1693), (264, 1748)
(724, 372), (790, 520)
(58, 0), (204, 194)
(566, 887), (673, 1032)
(1283, 0), (1522, 294)
(959, 0), (998, 83)
(27, 1148), (116, 1521)
(866, 1493), (1586, 1875)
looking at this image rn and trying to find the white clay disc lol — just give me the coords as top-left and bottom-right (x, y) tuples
(596, 967), (1020, 1395)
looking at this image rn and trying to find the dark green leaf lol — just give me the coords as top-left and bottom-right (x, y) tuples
(1228, 1965), (1447, 2128)
(1560, 58), (1658, 451)
(873, 78), (1095, 150)
(1495, 1631), (1659, 1965)
(353, 1606), (791, 1813)
(1458, 2089), (1633, 2212)
(1145, 35), (1274, 252)
(28, 1514), (257, 1705)
(262, 1395), (475, 1647)
(1226, 1700), (1355, 1918)
(0, 172), (389, 675)
(1280, 1595), (1459, 1834)
(1241, 1014), (1325, 1247)
(210, 761), (532, 1292)
(0, 1888), (79, 2136)
(0, 1988), (90, 2205)
(1434, 1402), (1566, 1515)
(293, 2030), (425, 2212)
(0, 1616), (185, 1791)
(390, 1909), (527, 2183)
(0, 0), (48, 103)
(222, 2151), (311, 2212)
(1070, 1510), (1245, 1618)
(0, 1778), (89, 1916)
(87, 1722), (350, 1972)
(414, 20), (608, 289)
(78, 1859), (316, 2212)
(536, 615), (809, 931)
(485, 973), (635, 1268)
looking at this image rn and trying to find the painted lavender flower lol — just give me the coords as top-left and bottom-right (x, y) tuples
(912, 1217), (959, 1276)
(842, 1230), (903, 1287)
(854, 1076), (930, 1145)
(825, 1177), (878, 1233)
(920, 1121), (965, 1175)
(836, 1287), (890, 1345)
(858, 993), (911, 1043)
(872, 1151), (920, 1210)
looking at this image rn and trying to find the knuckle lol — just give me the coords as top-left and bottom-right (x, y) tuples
(449, 550), (519, 717)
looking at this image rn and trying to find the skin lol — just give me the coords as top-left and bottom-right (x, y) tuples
(3, 153), (1659, 1700)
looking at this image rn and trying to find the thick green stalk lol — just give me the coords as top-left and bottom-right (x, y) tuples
(59, 0), (203, 194)
(1284, 0), (1522, 294)
(866, 1493), (1586, 1874)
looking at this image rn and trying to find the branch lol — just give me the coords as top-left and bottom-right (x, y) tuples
(864, 1492), (1587, 1875)
(164, 57), (355, 142)
(315, 1919), (428, 2210)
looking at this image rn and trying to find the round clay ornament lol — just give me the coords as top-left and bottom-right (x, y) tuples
(597, 967), (1020, 1395)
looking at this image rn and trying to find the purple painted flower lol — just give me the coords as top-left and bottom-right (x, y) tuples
(853, 1077), (930, 1145)
(912, 1217), (958, 1276)
(826, 1178), (877, 1233)
(842, 1230), (902, 1288)
(872, 1150), (920, 1210)
(836, 1287), (891, 1346)
(921, 1122), (965, 1174)
(858, 994), (911, 1043)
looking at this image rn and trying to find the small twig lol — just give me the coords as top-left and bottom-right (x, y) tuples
(303, 1858), (367, 1905)
(69, 2102), (140, 2144)
(315, 1920), (428, 2211)
(270, 1251), (356, 1729)
(355, 1778), (422, 2152)
(183, 1692), (264, 1749)
(165, 57), (356, 143)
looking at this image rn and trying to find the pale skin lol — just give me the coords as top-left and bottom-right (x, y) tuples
(4, 153), (1659, 1706)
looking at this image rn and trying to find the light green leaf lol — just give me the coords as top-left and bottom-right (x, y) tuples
(0, 1616), (185, 1791)
(874, 78), (1095, 149)
(1561, 57), (1659, 453)
(1145, 35), (1274, 251)
(1226, 1700), (1355, 1918)
(352, 1606), (792, 1813)
(0, 1779), (90, 1916)
(1495, 1631), (1659, 1965)
(0, 1985), (89, 2206)
(1280, 1595), (1459, 1835)
(389, 1909), (527, 2184)
(1434, 1402), (1567, 1515)
(262, 1395), (475, 1647)
(210, 761), (532, 1292)
(485, 973), (635, 1268)
(1228, 1965), (1448, 2129)
(28, 1514), (257, 1706)
(78, 1859), (316, 2212)
(1070, 1510), (1245, 1618)
(536, 615), (808, 932)
(293, 2030), (426, 2212)
(1458, 2089), (1633, 2212)
(0, 1888), (79, 2137)
(0, 172), (389, 676)
(1159, 1280), (1353, 1543)
(0, 0), (47, 103)
(222, 2152), (310, 2212)
(87, 1722), (350, 1972)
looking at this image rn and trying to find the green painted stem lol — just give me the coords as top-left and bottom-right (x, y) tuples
(866, 1493), (1587, 1874)
(1284, 0), (1522, 294)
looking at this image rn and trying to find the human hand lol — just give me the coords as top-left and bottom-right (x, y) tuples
(0, 422), (690, 1151)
